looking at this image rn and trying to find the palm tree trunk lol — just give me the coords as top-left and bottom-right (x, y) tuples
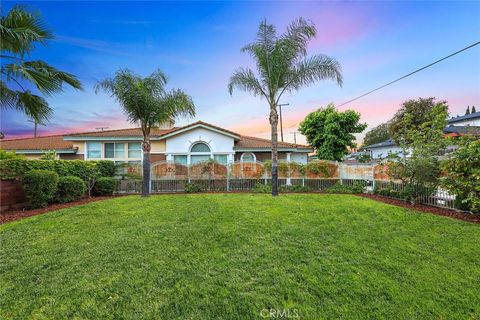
(142, 137), (151, 197)
(270, 106), (279, 196)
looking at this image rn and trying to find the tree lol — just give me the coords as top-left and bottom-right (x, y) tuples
(472, 106), (477, 113)
(228, 18), (342, 196)
(299, 104), (366, 161)
(362, 122), (390, 147)
(466, 106), (470, 115)
(389, 98), (448, 144)
(441, 136), (480, 213)
(384, 101), (449, 203)
(95, 69), (195, 197)
(1, 6), (82, 123)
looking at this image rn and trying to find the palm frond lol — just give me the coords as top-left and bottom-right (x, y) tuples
(0, 5), (53, 54)
(228, 68), (267, 98)
(0, 82), (52, 122)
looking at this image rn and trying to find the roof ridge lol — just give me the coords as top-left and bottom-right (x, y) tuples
(66, 126), (179, 136)
(239, 134), (310, 148)
(1, 133), (67, 142)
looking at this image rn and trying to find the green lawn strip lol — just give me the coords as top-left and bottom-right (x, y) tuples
(0, 194), (478, 319)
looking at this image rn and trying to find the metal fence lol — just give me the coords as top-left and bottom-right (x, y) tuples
(113, 160), (459, 211)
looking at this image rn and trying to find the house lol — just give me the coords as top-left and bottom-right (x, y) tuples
(361, 111), (480, 160)
(0, 121), (313, 164)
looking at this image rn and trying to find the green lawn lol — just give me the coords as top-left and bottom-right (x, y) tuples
(1, 194), (479, 319)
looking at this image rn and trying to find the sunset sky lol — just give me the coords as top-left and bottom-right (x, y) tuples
(2, 1), (480, 145)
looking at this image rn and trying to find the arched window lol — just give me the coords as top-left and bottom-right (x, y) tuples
(191, 142), (211, 153)
(241, 152), (256, 162)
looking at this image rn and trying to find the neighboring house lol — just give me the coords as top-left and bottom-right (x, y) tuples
(362, 114), (480, 160)
(0, 121), (313, 164)
(447, 111), (480, 126)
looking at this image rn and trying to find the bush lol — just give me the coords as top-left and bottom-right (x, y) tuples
(184, 183), (201, 193)
(55, 176), (86, 203)
(93, 177), (116, 196)
(23, 170), (59, 208)
(325, 182), (364, 194)
(280, 184), (311, 193)
(94, 160), (116, 177)
(252, 182), (272, 193)
(0, 159), (114, 180)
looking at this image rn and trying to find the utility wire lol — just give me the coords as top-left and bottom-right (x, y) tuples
(338, 41), (480, 107)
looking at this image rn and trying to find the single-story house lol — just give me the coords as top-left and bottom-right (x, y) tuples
(360, 112), (480, 160)
(0, 121), (313, 164)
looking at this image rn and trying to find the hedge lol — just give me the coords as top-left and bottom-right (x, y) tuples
(0, 159), (115, 180)
(23, 170), (59, 209)
(93, 177), (116, 196)
(55, 176), (86, 203)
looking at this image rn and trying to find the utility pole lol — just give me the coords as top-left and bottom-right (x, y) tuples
(277, 103), (289, 142)
(292, 131), (298, 144)
(27, 119), (46, 138)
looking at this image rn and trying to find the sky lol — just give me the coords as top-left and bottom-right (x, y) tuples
(1, 1), (480, 145)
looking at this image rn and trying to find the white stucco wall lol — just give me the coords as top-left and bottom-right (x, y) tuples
(449, 118), (480, 126)
(165, 127), (235, 155)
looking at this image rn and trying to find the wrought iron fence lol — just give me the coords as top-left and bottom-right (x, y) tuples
(113, 160), (459, 211)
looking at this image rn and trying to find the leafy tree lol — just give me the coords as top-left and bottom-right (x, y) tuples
(389, 98), (448, 144)
(228, 18), (342, 196)
(299, 104), (366, 161)
(465, 106), (470, 115)
(441, 136), (480, 213)
(384, 101), (449, 203)
(472, 106), (476, 113)
(95, 69), (195, 197)
(39, 150), (56, 160)
(1, 6), (82, 123)
(362, 122), (390, 147)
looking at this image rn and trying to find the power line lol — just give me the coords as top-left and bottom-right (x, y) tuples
(338, 41), (480, 107)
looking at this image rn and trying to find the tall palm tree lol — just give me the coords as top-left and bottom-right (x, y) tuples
(228, 18), (343, 196)
(95, 69), (195, 197)
(0, 6), (82, 124)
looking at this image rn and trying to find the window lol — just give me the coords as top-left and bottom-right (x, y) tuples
(104, 143), (115, 158)
(191, 142), (210, 153)
(128, 143), (141, 158)
(173, 155), (187, 165)
(104, 143), (125, 159)
(214, 154), (228, 164)
(241, 152), (255, 162)
(191, 155), (210, 164)
(87, 142), (101, 159)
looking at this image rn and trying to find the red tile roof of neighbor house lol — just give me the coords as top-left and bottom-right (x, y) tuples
(0, 134), (74, 151)
(1, 121), (312, 151)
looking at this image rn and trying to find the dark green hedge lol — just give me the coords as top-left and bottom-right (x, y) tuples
(23, 170), (59, 209)
(93, 177), (116, 196)
(0, 159), (115, 180)
(56, 176), (86, 203)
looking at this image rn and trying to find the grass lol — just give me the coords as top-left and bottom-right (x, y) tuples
(0, 194), (479, 319)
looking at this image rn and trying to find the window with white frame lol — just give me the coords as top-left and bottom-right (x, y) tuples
(87, 142), (101, 159)
(190, 142), (212, 164)
(173, 155), (187, 165)
(104, 143), (125, 159)
(214, 154), (228, 164)
(128, 142), (141, 158)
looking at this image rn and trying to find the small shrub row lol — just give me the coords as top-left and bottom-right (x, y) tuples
(0, 159), (115, 180)
(22, 169), (116, 208)
(325, 182), (364, 194)
(184, 183), (202, 193)
(252, 183), (311, 193)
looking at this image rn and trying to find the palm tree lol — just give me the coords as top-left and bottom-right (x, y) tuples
(1, 6), (82, 124)
(95, 69), (195, 197)
(228, 18), (343, 196)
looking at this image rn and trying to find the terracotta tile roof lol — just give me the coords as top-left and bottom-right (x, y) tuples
(0, 135), (74, 151)
(235, 135), (312, 150)
(161, 121), (240, 138)
(66, 127), (177, 137)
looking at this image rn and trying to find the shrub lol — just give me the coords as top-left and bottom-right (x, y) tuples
(184, 183), (201, 193)
(93, 177), (116, 196)
(23, 170), (59, 208)
(252, 182), (272, 193)
(280, 184), (311, 193)
(0, 159), (114, 180)
(0, 149), (25, 160)
(55, 176), (86, 203)
(94, 160), (116, 177)
(325, 182), (364, 194)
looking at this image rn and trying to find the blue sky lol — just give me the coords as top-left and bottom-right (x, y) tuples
(2, 1), (480, 144)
